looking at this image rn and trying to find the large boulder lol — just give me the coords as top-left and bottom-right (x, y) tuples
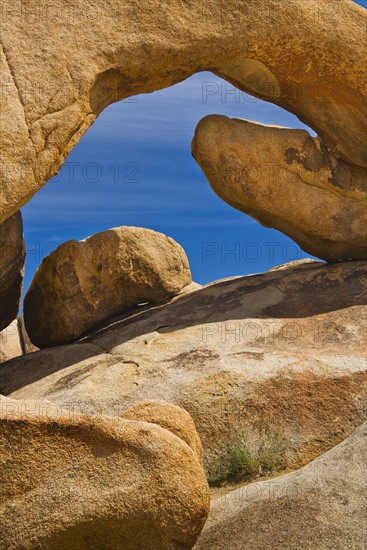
(23, 226), (192, 348)
(192, 115), (367, 261)
(0, 319), (22, 363)
(0, 1), (365, 223)
(0, 396), (210, 550)
(194, 421), (367, 550)
(0, 212), (25, 331)
(2, 260), (366, 479)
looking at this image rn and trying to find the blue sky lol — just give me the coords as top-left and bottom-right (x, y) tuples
(21, 0), (365, 296)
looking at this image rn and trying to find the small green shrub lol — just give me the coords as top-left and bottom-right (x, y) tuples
(204, 427), (288, 487)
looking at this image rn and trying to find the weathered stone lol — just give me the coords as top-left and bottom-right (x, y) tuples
(121, 400), (203, 462)
(0, 1), (366, 224)
(2, 260), (366, 473)
(0, 212), (25, 331)
(0, 319), (22, 363)
(0, 396), (210, 550)
(23, 226), (191, 348)
(192, 115), (367, 261)
(194, 422), (367, 550)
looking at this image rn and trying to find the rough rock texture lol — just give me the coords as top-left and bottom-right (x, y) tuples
(23, 226), (191, 348)
(121, 400), (203, 462)
(0, 212), (25, 331)
(0, 396), (210, 550)
(194, 422), (367, 550)
(0, 319), (22, 363)
(0, 0), (366, 225)
(2, 260), (366, 470)
(192, 115), (367, 261)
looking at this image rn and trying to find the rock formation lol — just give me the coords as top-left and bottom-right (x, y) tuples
(192, 115), (367, 261)
(0, 319), (22, 363)
(0, 0), (365, 233)
(23, 226), (191, 348)
(194, 421), (367, 550)
(0, 396), (210, 549)
(1, 0), (366, 545)
(2, 260), (366, 473)
(0, 317), (38, 363)
(0, 212), (25, 331)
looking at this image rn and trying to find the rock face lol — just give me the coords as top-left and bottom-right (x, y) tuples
(0, 319), (22, 363)
(3, 260), (366, 473)
(0, 1), (365, 225)
(194, 422), (367, 550)
(0, 212), (25, 331)
(192, 115), (367, 262)
(23, 226), (191, 348)
(0, 396), (210, 550)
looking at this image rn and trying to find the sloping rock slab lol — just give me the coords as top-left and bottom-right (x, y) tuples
(194, 422), (367, 550)
(1, 261), (366, 470)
